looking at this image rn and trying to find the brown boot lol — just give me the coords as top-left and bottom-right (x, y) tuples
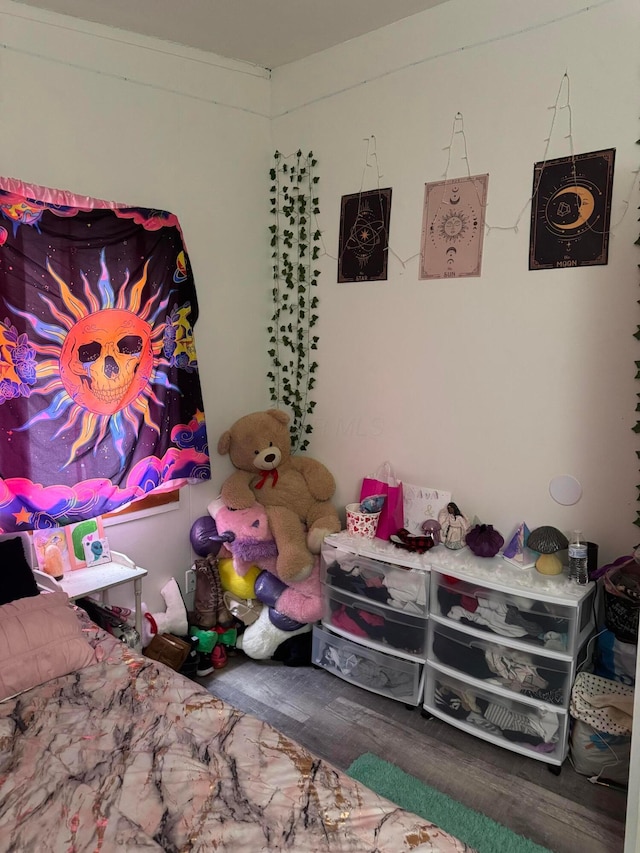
(192, 555), (222, 629)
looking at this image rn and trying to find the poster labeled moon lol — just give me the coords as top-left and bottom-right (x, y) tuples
(529, 148), (615, 270)
(419, 174), (488, 280)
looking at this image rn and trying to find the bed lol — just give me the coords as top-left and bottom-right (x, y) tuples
(0, 535), (472, 852)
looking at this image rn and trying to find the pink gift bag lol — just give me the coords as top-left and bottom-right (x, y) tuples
(359, 461), (404, 541)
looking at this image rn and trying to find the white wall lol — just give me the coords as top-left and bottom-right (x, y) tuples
(272, 0), (640, 570)
(0, 0), (638, 846)
(0, 0), (272, 609)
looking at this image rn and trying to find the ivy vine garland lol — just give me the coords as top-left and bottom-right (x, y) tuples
(267, 150), (321, 453)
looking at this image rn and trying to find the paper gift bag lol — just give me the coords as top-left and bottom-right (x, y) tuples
(359, 461), (404, 541)
(402, 484), (451, 535)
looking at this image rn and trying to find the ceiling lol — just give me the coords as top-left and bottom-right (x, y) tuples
(14, 0), (451, 69)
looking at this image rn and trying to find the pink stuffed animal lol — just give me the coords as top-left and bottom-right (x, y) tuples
(205, 499), (323, 658)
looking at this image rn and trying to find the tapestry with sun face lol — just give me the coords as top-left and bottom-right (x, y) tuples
(0, 178), (210, 532)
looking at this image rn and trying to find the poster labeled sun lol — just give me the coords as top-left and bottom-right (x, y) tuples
(529, 148), (615, 270)
(338, 188), (392, 282)
(419, 174), (488, 280)
(0, 178), (211, 533)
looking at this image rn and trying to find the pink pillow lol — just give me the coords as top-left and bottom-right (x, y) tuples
(0, 591), (96, 701)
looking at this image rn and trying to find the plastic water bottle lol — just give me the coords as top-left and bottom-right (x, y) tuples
(568, 530), (588, 584)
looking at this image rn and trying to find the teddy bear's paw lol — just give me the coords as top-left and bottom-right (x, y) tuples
(276, 551), (314, 583)
(308, 527), (339, 554)
(307, 517), (342, 554)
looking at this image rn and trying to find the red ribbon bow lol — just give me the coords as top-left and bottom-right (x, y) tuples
(255, 469), (279, 489)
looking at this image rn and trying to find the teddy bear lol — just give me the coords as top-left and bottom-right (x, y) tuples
(217, 409), (341, 583)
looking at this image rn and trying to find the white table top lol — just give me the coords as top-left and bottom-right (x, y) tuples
(35, 551), (147, 599)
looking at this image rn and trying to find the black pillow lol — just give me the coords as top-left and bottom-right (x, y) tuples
(0, 537), (39, 606)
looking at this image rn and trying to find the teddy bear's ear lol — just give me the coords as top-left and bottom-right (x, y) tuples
(266, 409), (290, 425)
(217, 431), (232, 455)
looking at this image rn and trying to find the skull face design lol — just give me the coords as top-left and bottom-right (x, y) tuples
(59, 309), (153, 415)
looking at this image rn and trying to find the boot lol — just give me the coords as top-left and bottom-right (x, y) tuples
(192, 555), (222, 629)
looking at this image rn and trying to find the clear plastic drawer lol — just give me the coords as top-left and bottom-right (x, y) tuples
(312, 625), (423, 705)
(323, 585), (427, 656)
(321, 542), (429, 617)
(424, 664), (568, 764)
(428, 620), (575, 707)
(430, 571), (589, 654)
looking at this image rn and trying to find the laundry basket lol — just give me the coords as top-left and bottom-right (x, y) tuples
(569, 671), (633, 785)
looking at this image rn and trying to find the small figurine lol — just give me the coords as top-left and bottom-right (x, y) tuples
(437, 502), (470, 550)
(421, 518), (442, 547)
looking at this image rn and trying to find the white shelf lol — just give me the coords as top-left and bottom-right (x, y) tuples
(34, 550), (147, 646)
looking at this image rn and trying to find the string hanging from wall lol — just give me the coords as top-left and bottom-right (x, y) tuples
(316, 72), (639, 278)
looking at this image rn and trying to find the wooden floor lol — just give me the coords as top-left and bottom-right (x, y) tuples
(198, 651), (627, 853)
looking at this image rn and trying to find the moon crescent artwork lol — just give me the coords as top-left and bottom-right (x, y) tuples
(529, 148), (615, 270)
(420, 174), (489, 280)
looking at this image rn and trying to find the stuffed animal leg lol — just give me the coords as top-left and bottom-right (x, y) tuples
(236, 606), (311, 660)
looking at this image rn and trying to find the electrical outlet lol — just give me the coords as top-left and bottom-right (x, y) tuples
(185, 569), (196, 594)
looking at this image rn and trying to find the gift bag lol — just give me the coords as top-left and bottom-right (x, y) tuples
(359, 461), (404, 541)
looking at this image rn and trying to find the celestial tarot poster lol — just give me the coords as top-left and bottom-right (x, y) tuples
(529, 148), (615, 270)
(338, 188), (392, 282)
(419, 174), (488, 280)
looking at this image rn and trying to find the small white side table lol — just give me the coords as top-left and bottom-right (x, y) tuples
(34, 551), (148, 641)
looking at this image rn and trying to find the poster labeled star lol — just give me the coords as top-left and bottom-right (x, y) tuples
(419, 174), (488, 280)
(529, 148), (615, 270)
(338, 188), (392, 282)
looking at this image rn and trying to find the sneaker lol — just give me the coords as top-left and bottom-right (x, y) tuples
(196, 652), (214, 677)
(212, 645), (227, 669)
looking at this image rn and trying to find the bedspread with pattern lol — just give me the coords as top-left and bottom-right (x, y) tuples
(0, 611), (472, 852)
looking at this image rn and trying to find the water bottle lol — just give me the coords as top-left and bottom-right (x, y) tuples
(568, 530), (588, 584)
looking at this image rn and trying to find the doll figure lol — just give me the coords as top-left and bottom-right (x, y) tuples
(437, 502), (470, 550)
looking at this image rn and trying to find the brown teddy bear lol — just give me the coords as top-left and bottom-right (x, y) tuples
(217, 409), (341, 583)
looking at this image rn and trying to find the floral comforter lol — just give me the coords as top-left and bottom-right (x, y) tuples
(0, 611), (472, 852)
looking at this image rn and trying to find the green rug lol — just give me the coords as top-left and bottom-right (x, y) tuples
(347, 753), (552, 853)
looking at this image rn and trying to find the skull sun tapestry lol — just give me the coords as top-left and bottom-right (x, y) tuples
(0, 177), (210, 533)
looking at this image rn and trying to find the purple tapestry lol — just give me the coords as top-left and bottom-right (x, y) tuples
(0, 178), (210, 532)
